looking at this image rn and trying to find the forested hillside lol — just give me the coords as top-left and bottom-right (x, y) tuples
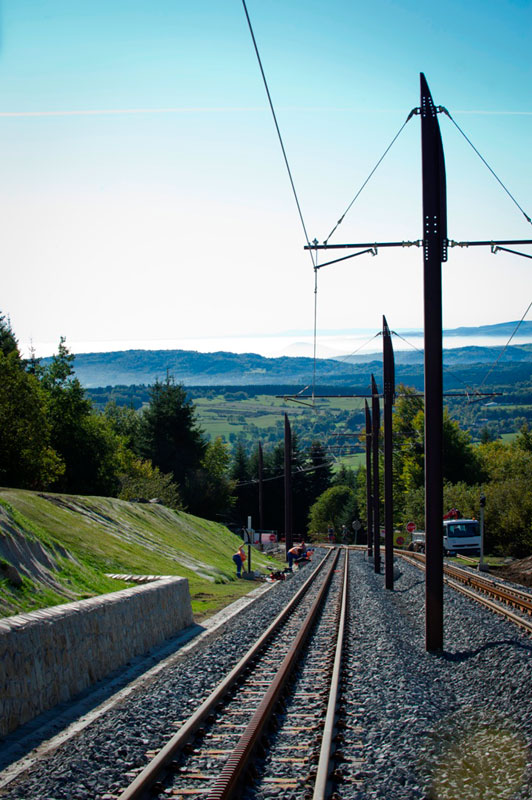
(2, 311), (532, 560)
(41, 342), (532, 388)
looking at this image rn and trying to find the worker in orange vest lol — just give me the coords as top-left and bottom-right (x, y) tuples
(287, 545), (303, 571)
(232, 545), (246, 577)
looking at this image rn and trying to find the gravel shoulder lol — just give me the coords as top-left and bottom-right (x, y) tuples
(1, 549), (531, 800)
(345, 550), (532, 800)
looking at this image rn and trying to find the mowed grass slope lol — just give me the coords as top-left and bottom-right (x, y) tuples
(0, 489), (281, 620)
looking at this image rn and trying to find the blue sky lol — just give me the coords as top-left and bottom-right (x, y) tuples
(1, 0), (531, 357)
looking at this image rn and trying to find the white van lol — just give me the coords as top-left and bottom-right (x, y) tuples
(443, 518), (480, 556)
(411, 519), (481, 556)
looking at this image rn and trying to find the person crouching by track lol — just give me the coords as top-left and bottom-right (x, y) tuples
(287, 541), (308, 571)
(232, 545), (246, 578)
(286, 544), (301, 571)
(296, 546), (314, 566)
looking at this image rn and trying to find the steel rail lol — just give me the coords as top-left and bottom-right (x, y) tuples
(444, 577), (532, 636)
(444, 564), (532, 614)
(396, 550), (532, 628)
(454, 554), (478, 565)
(400, 551), (532, 610)
(203, 549), (342, 800)
(313, 549), (349, 800)
(117, 551), (333, 800)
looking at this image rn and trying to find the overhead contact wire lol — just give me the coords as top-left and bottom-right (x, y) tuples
(242, 0), (316, 267)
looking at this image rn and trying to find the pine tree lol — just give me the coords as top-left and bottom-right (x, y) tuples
(0, 312), (18, 358)
(139, 376), (206, 505)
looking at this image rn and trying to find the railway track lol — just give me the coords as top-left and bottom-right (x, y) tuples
(396, 550), (532, 634)
(117, 548), (350, 800)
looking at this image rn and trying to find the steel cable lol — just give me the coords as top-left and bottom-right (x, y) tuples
(441, 107), (532, 225)
(241, 0), (316, 267)
(324, 109), (416, 244)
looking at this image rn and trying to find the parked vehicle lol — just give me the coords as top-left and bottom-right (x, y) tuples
(410, 518), (481, 556)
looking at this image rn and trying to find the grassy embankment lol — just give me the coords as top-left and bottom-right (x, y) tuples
(0, 489), (281, 620)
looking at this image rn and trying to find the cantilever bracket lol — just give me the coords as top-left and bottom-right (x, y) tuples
(314, 246), (375, 270)
(491, 244), (532, 260)
(448, 238), (532, 250)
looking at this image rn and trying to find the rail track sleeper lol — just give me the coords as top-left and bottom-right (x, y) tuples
(200, 550), (342, 800)
(397, 550), (532, 634)
(117, 552), (333, 800)
(312, 550), (349, 800)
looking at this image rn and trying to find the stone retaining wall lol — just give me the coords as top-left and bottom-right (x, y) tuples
(0, 576), (193, 737)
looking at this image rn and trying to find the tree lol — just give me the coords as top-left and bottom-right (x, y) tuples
(331, 463), (357, 490)
(514, 423), (532, 453)
(118, 456), (182, 509)
(442, 411), (485, 485)
(475, 440), (532, 556)
(186, 438), (236, 520)
(0, 350), (64, 488)
(104, 400), (141, 451)
(231, 441), (255, 527)
(479, 425), (496, 444)
(308, 485), (356, 537)
(138, 376), (206, 506)
(41, 338), (124, 495)
(0, 312), (18, 358)
(392, 385), (485, 510)
(442, 481), (482, 520)
(392, 385), (425, 503)
(306, 441), (334, 502)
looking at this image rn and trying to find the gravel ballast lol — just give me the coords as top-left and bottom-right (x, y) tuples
(342, 550), (532, 800)
(1, 549), (531, 800)
(0, 559), (320, 799)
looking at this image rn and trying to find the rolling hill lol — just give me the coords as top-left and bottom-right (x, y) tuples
(40, 342), (532, 389)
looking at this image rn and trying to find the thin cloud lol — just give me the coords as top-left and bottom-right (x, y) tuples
(0, 106), (530, 118)
(0, 106), (266, 117)
(454, 109), (532, 115)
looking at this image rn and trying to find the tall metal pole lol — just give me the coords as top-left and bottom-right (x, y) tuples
(479, 492), (487, 572)
(284, 414), (293, 556)
(365, 400), (373, 557)
(371, 375), (381, 574)
(258, 441), (264, 533)
(383, 316), (395, 590)
(421, 72), (446, 651)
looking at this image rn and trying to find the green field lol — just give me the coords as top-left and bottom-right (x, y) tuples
(334, 453), (365, 470)
(193, 393), (366, 458)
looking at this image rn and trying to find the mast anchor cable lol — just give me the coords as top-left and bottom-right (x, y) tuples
(323, 109), (418, 244)
(438, 106), (532, 226)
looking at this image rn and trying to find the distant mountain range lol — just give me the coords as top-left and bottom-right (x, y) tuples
(39, 322), (532, 389)
(442, 320), (532, 337)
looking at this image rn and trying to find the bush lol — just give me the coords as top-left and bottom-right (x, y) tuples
(119, 458), (182, 510)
